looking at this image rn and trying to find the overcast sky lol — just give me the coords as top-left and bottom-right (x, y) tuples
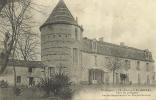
(32, 0), (156, 65)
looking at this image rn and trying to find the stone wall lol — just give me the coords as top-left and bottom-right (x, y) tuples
(41, 24), (82, 66)
(79, 51), (155, 85)
(0, 66), (43, 86)
(40, 23), (83, 84)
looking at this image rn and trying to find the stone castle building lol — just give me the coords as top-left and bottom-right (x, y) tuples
(0, 0), (155, 86)
(40, 0), (155, 85)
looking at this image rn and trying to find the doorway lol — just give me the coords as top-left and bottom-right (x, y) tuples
(89, 69), (104, 84)
(29, 77), (34, 86)
(120, 73), (128, 84)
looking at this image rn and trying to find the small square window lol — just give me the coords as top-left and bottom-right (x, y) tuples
(17, 76), (21, 83)
(28, 68), (32, 73)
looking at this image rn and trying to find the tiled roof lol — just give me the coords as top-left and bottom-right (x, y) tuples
(40, 0), (78, 29)
(82, 38), (154, 62)
(0, 59), (44, 68)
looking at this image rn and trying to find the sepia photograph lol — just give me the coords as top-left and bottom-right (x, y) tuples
(0, 0), (156, 100)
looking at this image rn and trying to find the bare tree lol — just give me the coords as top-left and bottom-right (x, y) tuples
(106, 57), (122, 85)
(0, 0), (33, 93)
(16, 31), (40, 62)
(0, 1), (46, 92)
(0, 0), (20, 12)
(0, 0), (31, 74)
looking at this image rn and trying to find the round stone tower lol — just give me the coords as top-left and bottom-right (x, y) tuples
(40, 0), (83, 77)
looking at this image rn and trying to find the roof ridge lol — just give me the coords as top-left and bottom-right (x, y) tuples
(83, 37), (147, 52)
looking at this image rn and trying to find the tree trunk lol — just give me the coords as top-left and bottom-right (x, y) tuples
(12, 40), (17, 94)
(0, 54), (9, 74)
(0, 39), (15, 75)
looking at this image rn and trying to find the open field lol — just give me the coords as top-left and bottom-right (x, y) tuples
(0, 87), (48, 100)
(0, 85), (156, 100)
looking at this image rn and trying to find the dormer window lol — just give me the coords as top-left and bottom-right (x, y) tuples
(92, 40), (97, 52)
(144, 50), (151, 60)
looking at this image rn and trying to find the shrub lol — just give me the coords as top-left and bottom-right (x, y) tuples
(38, 73), (72, 99)
(0, 80), (8, 88)
(52, 73), (72, 98)
(37, 77), (53, 96)
(14, 87), (22, 96)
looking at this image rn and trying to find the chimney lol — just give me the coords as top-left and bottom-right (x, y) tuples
(144, 49), (149, 52)
(120, 42), (125, 46)
(99, 37), (104, 42)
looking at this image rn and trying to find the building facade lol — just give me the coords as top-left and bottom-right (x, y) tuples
(40, 0), (155, 85)
(0, 0), (155, 86)
(0, 60), (44, 86)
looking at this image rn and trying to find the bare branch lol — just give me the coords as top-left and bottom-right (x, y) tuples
(0, 0), (33, 74)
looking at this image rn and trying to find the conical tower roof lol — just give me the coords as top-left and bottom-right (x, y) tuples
(41, 0), (78, 29)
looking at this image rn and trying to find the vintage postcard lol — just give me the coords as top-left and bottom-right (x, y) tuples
(0, 0), (156, 100)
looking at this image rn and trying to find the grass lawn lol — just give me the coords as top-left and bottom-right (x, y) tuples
(0, 87), (54, 100)
(0, 85), (155, 100)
